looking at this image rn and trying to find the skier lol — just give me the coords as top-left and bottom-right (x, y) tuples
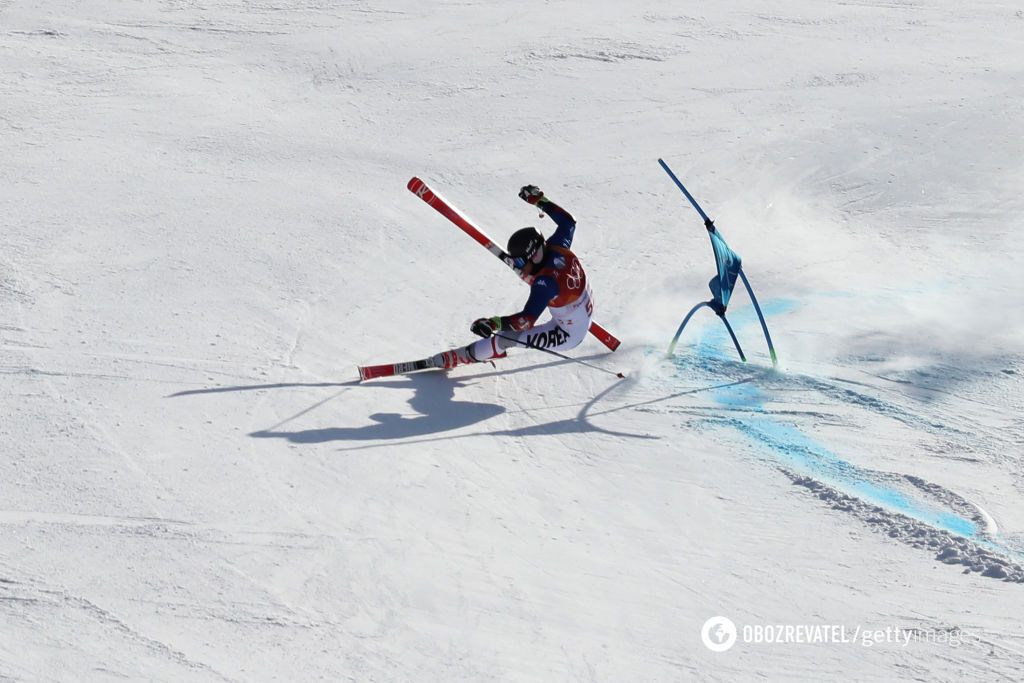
(432, 185), (594, 370)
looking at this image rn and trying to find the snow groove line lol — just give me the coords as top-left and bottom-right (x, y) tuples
(0, 510), (344, 550)
(0, 510), (193, 529)
(780, 372), (974, 438)
(0, 365), (210, 386)
(1, 556), (236, 681)
(51, 591), (237, 681)
(125, 594), (322, 630)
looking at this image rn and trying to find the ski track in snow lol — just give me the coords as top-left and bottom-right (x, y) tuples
(647, 296), (1024, 581)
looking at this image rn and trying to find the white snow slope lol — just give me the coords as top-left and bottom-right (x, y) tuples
(3, 1), (1024, 681)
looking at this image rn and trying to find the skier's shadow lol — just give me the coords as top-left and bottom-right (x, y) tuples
(249, 372), (504, 443)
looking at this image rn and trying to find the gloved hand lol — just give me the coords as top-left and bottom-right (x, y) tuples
(470, 316), (502, 338)
(518, 185), (544, 205)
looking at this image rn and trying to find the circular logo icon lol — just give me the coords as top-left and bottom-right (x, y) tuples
(701, 616), (737, 652)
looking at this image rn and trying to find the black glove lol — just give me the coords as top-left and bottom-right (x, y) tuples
(518, 185), (544, 205)
(471, 316), (502, 338)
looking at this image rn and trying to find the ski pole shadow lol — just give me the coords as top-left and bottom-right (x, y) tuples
(249, 372), (505, 443)
(166, 353), (601, 400)
(588, 373), (767, 419)
(456, 352), (619, 382)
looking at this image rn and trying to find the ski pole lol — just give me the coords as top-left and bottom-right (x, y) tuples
(492, 333), (625, 379)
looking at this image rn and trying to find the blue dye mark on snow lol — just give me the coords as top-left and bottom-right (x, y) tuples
(674, 297), (796, 364)
(732, 297), (799, 321)
(710, 383), (977, 537)
(670, 295), (979, 539)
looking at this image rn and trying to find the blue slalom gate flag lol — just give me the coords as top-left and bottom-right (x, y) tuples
(707, 228), (742, 313)
(659, 157), (778, 367)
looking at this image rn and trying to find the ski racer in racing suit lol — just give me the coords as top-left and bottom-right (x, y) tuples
(432, 185), (594, 369)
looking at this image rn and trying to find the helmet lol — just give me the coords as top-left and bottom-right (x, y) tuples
(507, 227), (544, 260)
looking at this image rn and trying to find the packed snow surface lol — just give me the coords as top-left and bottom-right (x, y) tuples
(2, 1), (1023, 680)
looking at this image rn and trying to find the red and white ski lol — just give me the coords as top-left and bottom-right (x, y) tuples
(358, 357), (436, 382)
(407, 177), (621, 351)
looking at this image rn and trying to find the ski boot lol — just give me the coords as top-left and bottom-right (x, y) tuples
(430, 344), (506, 370)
